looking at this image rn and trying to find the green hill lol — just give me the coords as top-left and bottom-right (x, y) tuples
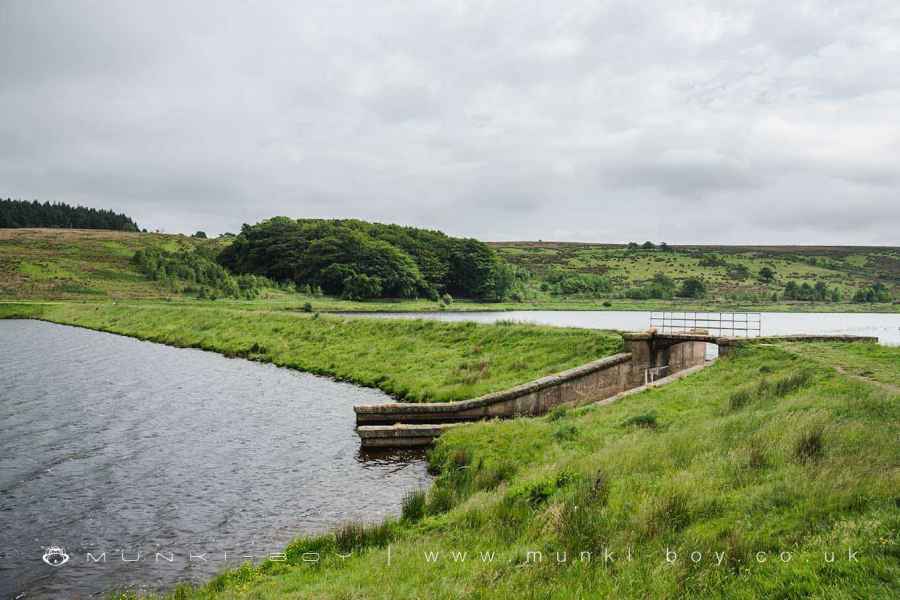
(492, 241), (898, 307)
(1, 228), (897, 311)
(0, 228), (221, 299)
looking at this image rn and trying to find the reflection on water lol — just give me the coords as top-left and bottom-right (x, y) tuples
(0, 320), (431, 598)
(337, 310), (900, 345)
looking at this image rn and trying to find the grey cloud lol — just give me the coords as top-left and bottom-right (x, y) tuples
(1, 0), (899, 244)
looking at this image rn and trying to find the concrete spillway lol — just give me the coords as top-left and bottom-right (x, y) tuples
(355, 332), (878, 448)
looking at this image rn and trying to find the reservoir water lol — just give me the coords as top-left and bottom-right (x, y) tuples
(0, 320), (431, 598)
(337, 310), (900, 346)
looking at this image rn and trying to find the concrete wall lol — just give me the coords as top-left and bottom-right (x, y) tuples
(355, 353), (633, 426)
(356, 333), (711, 427)
(356, 332), (879, 447)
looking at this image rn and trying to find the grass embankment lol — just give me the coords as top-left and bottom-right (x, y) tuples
(0, 302), (621, 402)
(120, 341), (898, 599)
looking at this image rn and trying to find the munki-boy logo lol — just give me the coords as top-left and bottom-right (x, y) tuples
(42, 546), (69, 567)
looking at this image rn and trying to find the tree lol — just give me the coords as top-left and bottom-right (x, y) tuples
(727, 264), (750, 280)
(814, 281), (828, 301)
(784, 281), (799, 300)
(641, 241), (656, 250)
(678, 277), (706, 298)
(192, 231), (207, 239)
(342, 273), (383, 300)
(218, 218), (505, 300)
(0, 198), (139, 231)
(758, 266), (775, 283)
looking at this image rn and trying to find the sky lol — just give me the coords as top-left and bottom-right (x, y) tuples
(1, 1), (899, 244)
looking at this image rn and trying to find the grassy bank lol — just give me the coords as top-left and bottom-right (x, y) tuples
(119, 341), (898, 599)
(0, 302), (621, 402)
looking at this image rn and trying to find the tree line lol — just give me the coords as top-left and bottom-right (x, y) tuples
(132, 246), (274, 299)
(0, 199), (139, 231)
(217, 217), (518, 301)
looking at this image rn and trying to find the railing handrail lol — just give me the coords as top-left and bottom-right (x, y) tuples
(649, 311), (761, 337)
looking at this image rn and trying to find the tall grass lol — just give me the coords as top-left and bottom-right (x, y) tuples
(21, 303), (623, 402)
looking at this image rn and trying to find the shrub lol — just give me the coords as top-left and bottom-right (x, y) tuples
(678, 277), (707, 298)
(301, 302), (313, 313)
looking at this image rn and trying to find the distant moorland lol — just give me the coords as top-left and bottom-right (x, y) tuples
(0, 223), (897, 312)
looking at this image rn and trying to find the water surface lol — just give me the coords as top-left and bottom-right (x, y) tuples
(338, 310), (900, 345)
(0, 320), (430, 598)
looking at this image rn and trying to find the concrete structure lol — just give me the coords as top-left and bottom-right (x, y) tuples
(355, 331), (878, 448)
(355, 353), (634, 427)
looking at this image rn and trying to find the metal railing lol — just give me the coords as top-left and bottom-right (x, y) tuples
(644, 365), (670, 384)
(650, 312), (761, 337)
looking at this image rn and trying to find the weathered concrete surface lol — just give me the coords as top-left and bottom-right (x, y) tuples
(355, 353), (633, 426)
(592, 362), (712, 408)
(622, 330), (708, 385)
(358, 423), (468, 448)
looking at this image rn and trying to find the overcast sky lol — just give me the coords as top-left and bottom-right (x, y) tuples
(2, 1), (899, 244)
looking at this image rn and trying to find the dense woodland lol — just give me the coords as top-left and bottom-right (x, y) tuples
(218, 217), (524, 300)
(0, 199), (140, 231)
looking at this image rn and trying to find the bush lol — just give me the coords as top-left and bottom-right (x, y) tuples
(132, 247), (272, 299)
(678, 277), (706, 298)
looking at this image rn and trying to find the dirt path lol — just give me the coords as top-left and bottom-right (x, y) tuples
(830, 364), (900, 395)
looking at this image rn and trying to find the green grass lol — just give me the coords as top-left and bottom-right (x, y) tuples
(493, 241), (899, 311)
(109, 341), (899, 599)
(0, 228), (222, 299)
(2, 229), (898, 312)
(1, 302), (622, 402)
(781, 342), (900, 391)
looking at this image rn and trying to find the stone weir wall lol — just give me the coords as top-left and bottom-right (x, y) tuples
(355, 332), (878, 448)
(355, 353), (635, 426)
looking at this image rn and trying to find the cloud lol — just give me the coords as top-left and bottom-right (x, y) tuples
(1, 0), (898, 244)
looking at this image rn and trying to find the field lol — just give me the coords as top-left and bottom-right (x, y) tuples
(493, 241), (900, 308)
(0, 228), (220, 299)
(1, 229), (898, 312)
(0, 302), (621, 403)
(109, 340), (898, 599)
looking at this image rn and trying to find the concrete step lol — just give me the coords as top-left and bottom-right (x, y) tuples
(357, 422), (469, 448)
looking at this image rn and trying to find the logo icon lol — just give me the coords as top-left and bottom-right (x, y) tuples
(42, 546), (69, 567)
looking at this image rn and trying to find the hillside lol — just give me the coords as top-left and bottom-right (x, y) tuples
(1, 228), (897, 311)
(492, 241), (899, 306)
(0, 228), (222, 299)
(117, 340), (899, 599)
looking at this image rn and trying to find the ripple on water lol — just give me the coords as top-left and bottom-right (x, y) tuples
(0, 320), (431, 598)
